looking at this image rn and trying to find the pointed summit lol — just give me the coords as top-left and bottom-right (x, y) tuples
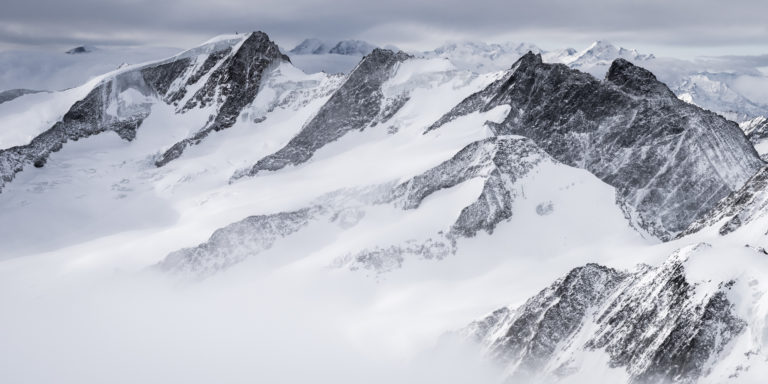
(238, 48), (411, 177)
(155, 31), (290, 166)
(512, 51), (543, 70)
(606, 58), (674, 97)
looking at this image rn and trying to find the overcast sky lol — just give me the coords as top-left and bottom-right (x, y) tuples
(2, 0), (768, 57)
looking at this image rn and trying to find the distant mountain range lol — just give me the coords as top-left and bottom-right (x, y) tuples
(289, 38), (379, 56)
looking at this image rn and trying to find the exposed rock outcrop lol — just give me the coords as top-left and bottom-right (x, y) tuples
(429, 53), (763, 240)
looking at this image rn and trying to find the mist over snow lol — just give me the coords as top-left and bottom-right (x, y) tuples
(2, 2), (768, 383)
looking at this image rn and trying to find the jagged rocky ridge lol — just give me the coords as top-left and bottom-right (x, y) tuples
(462, 243), (745, 383)
(0, 32), (290, 192)
(154, 32), (290, 166)
(160, 207), (323, 276)
(238, 48), (411, 176)
(429, 52), (763, 240)
(388, 135), (550, 237)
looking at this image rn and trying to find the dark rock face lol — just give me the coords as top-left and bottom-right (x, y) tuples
(65, 46), (90, 54)
(155, 32), (290, 166)
(681, 165), (768, 237)
(429, 53), (763, 240)
(389, 136), (549, 237)
(466, 264), (629, 378)
(0, 89), (46, 105)
(239, 48), (411, 176)
(464, 244), (746, 383)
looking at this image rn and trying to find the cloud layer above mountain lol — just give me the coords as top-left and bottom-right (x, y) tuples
(2, 0), (768, 56)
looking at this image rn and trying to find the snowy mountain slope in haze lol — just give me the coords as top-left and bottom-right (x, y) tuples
(290, 38), (378, 56)
(0, 88), (46, 105)
(0, 33), (345, 256)
(561, 40), (655, 77)
(329, 40), (378, 55)
(2, 30), (768, 384)
(288, 38), (379, 74)
(419, 41), (544, 73)
(460, 242), (768, 383)
(430, 52), (763, 239)
(673, 73), (768, 123)
(561, 43), (768, 123)
(419, 39), (768, 123)
(289, 38), (334, 55)
(418, 40), (650, 77)
(0, 45), (182, 92)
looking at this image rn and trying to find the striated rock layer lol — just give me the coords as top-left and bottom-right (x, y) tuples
(239, 48), (411, 176)
(429, 52), (763, 240)
(463, 244), (745, 383)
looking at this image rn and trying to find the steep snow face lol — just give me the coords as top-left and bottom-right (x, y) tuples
(430, 53), (763, 240)
(461, 243), (749, 384)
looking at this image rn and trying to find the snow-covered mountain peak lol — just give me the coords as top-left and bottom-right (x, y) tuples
(0, 30), (295, 190)
(420, 40), (543, 72)
(289, 38), (378, 56)
(563, 40), (655, 78)
(328, 39), (378, 55)
(289, 38), (333, 55)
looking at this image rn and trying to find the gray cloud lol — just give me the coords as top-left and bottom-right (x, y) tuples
(1, 0), (768, 55)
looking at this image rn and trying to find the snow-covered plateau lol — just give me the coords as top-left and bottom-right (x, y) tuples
(2, 31), (768, 384)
